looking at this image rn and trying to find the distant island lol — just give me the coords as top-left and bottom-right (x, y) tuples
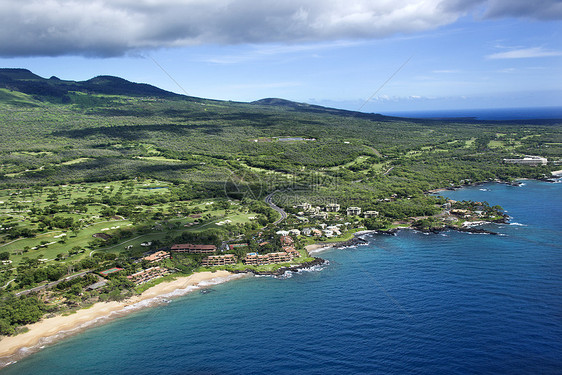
(0, 69), (561, 365)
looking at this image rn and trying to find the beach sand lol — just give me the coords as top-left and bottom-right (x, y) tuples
(305, 243), (335, 254)
(0, 270), (236, 360)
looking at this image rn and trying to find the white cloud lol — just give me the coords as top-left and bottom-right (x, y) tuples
(0, 0), (476, 57)
(487, 47), (562, 59)
(0, 0), (560, 57)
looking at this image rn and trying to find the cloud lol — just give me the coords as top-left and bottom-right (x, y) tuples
(0, 0), (560, 57)
(487, 47), (562, 59)
(0, 0), (457, 57)
(482, 0), (562, 20)
(443, 0), (562, 20)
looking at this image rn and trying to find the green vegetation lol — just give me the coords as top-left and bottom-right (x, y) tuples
(0, 68), (561, 337)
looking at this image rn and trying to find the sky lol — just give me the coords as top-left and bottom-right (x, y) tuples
(0, 0), (561, 113)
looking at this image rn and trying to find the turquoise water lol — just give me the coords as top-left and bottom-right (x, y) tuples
(1, 180), (561, 374)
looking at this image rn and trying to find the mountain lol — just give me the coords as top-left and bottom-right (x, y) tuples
(251, 97), (390, 119)
(0, 68), (390, 119)
(0, 68), (182, 103)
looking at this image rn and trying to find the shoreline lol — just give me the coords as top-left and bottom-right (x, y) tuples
(305, 230), (377, 254)
(0, 178), (551, 368)
(0, 270), (244, 367)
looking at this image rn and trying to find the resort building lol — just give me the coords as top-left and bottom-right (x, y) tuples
(283, 246), (300, 258)
(346, 207), (362, 216)
(302, 228), (312, 236)
(364, 210), (379, 218)
(325, 203), (341, 212)
(503, 155), (547, 166)
(143, 250), (170, 263)
(201, 254), (237, 267)
(267, 252), (292, 263)
(289, 229), (301, 236)
(127, 266), (169, 284)
(171, 244), (217, 253)
(296, 202), (312, 211)
(280, 235), (294, 246)
(243, 253), (269, 265)
(243, 250), (296, 265)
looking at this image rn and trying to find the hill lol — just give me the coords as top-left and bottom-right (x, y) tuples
(0, 68), (559, 196)
(0, 68), (183, 103)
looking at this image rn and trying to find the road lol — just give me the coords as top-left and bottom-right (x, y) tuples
(15, 270), (90, 296)
(264, 191), (287, 225)
(384, 166), (394, 175)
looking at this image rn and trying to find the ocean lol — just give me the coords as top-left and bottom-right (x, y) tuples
(1, 180), (561, 374)
(383, 106), (562, 120)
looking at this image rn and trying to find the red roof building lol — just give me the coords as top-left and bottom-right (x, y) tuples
(171, 244), (217, 253)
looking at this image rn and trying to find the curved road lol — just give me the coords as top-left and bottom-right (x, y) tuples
(264, 191), (287, 225)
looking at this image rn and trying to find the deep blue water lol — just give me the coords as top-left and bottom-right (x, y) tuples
(2, 180), (561, 374)
(383, 106), (562, 120)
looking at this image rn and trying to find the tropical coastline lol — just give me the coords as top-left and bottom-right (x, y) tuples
(0, 270), (243, 366)
(0, 179), (560, 371)
(0, 177), (538, 367)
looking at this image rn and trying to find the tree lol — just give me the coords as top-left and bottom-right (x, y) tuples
(0, 252), (9, 261)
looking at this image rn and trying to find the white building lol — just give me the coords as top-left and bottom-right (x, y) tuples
(503, 155), (547, 166)
(346, 207), (362, 216)
(325, 203), (341, 212)
(364, 211), (379, 218)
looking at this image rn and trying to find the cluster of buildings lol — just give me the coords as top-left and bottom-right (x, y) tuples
(199, 235), (301, 267)
(243, 251), (293, 265)
(142, 250), (170, 263)
(503, 155), (547, 166)
(201, 254), (237, 267)
(127, 266), (169, 284)
(278, 223), (351, 238)
(295, 202), (378, 219)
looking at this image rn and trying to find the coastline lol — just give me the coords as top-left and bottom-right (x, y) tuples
(0, 178), (555, 369)
(305, 230), (377, 254)
(0, 270), (243, 367)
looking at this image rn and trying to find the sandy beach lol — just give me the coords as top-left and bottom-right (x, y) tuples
(0, 270), (237, 361)
(305, 243), (335, 254)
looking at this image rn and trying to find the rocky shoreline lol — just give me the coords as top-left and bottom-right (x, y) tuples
(418, 225), (499, 235)
(232, 257), (327, 277)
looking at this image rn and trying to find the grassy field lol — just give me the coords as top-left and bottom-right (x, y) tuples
(0, 178), (262, 268)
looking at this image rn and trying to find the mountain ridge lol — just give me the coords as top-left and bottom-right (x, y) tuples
(0, 68), (391, 119)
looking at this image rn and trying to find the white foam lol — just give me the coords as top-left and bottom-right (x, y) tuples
(0, 273), (248, 369)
